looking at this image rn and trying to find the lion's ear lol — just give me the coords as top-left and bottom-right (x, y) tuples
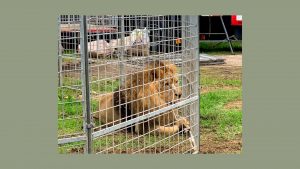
(148, 60), (165, 80)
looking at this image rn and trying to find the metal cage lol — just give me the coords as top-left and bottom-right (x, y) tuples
(57, 15), (199, 154)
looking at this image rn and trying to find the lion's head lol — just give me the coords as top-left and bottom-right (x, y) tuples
(144, 60), (182, 105)
(146, 60), (177, 81)
(124, 60), (178, 87)
(156, 73), (182, 105)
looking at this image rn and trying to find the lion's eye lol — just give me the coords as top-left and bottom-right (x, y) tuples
(165, 83), (169, 86)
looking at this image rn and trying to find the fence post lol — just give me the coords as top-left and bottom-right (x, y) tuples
(80, 15), (93, 154)
(181, 15), (187, 94)
(58, 16), (63, 87)
(119, 15), (125, 85)
(190, 15), (200, 152)
(181, 15), (191, 135)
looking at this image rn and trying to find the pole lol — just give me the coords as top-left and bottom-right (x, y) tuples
(80, 15), (93, 154)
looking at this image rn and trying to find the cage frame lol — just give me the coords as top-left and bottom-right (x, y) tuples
(57, 15), (199, 154)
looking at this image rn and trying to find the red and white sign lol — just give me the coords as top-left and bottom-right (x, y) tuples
(231, 15), (242, 26)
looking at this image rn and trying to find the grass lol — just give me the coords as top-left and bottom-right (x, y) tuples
(63, 49), (76, 54)
(203, 51), (242, 55)
(58, 74), (194, 153)
(58, 118), (83, 136)
(58, 132), (191, 154)
(57, 87), (98, 136)
(57, 74), (193, 153)
(58, 77), (119, 136)
(200, 89), (242, 140)
(200, 41), (242, 53)
(199, 60), (242, 141)
(58, 53), (243, 153)
(200, 66), (242, 92)
(201, 77), (241, 88)
(90, 79), (119, 94)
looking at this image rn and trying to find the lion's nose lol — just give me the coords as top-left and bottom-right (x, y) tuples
(175, 93), (182, 98)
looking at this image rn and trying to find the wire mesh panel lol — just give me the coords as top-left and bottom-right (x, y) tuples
(57, 15), (85, 154)
(57, 15), (199, 154)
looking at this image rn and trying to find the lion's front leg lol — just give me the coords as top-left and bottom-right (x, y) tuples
(172, 109), (190, 127)
(166, 109), (191, 133)
(175, 116), (191, 133)
(134, 87), (191, 135)
(134, 89), (167, 134)
(150, 118), (190, 135)
(152, 109), (191, 135)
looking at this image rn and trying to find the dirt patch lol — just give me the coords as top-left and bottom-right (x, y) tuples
(224, 100), (243, 110)
(200, 55), (242, 107)
(201, 65), (242, 77)
(62, 61), (140, 79)
(221, 54), (242, 67)
(90, 63), (139, 79)
(200, 64), (242, 94)
(200, 128), (242, 154)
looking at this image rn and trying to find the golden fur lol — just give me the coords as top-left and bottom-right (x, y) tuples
(93, 61), (190, 134)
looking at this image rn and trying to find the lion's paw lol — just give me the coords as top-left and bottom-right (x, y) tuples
(176, 117), (191, 133)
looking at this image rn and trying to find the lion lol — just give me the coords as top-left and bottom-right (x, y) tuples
(93, 60), (190, 135)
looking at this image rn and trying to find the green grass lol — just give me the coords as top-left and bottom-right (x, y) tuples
(58, 60), (243, 153)
(90, 79), (119, 94)
(63, 49), (76, 54)
(57, 78), (119, 120)
(201, 77), (241, 88)
(203, 51), (242, 55)
(58, 75), (194, 153)
(58, 96), (99, 118)
(58, 118), (83, 136)
(60, 77), (119, 93)
(60, 77), (82, 87)
(58, 77), (119, 135)
(58, 141), (85, 154)
(58, 133), (190, 154)
(199, 63), (242, 149)
(200, 41), (242, 53)
(217, 109), (242, 139)
(92, 134), (160, 152)
(200, 89), (242, 140)
(58, 93), (98, 136)
(200, 66), (242, 91)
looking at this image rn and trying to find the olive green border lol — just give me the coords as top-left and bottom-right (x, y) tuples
(0, 0), (299, 169)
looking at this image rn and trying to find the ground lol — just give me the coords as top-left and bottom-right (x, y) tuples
(58, 53), (242, 154)
(200, 54), (242, 154)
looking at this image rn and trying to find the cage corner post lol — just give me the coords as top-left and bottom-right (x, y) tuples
(119, 15), (125, 85)
(57, 16), (63, 87)
(191, 15), (200, 153)
(80, 15), (93, 154)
